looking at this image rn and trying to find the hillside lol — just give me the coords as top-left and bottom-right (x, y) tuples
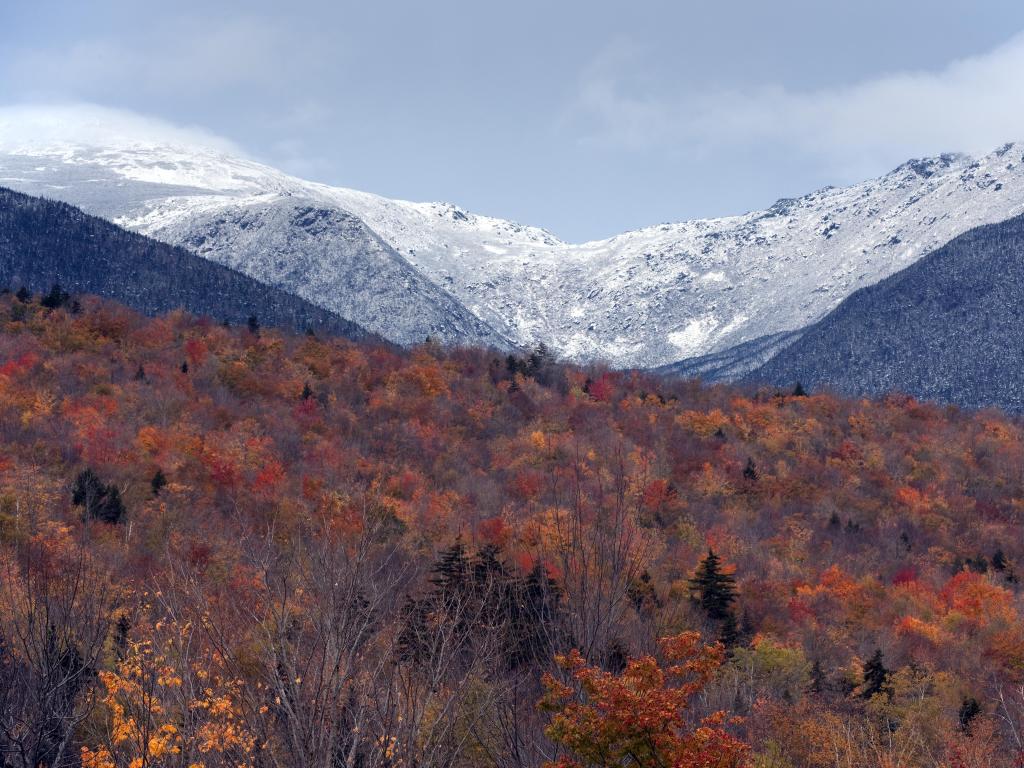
(0, 186), (374, 340)
(748, 212), (1024, 410)
(1, 292), (1023, 766)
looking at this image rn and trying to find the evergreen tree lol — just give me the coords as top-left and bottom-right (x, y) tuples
(72, 468), (125, 524)
(809, 660), (827, 694)
(861, 649), (889, 699)
(40, 283), (70, 309)
(993, 549), (1008, 572)
(134, 364), (146, 382)
(151, 469), (168, 497)
(959, 696), (981, 733)
(430, 540), (471, 595)
(718, 610), (740, 651)
(248, 315), (261, 336)
(792, 381), (808, 397)
(688, 549), (738, 621)
(301, 382), (313, 401)
(72, 469), (106, 514)
(114, 615), (131, 658)
(96, 486), (125, 525)
(743, 458), (758, 482)
(180, 361), (189, 374)
(15, 286), (31, 303)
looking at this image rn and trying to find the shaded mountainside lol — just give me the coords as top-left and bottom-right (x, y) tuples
(653, 329), (805, 383)
(746, 212), (1024, 411)
(0, 186), (374, 340)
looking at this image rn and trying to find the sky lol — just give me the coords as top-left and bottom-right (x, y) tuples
(3, 0), (1024, 242)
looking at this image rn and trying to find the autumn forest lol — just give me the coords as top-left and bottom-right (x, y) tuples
(3, 288), (1024, 768)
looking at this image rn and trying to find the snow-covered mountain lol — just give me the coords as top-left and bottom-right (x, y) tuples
(4, 122), (1024, 367)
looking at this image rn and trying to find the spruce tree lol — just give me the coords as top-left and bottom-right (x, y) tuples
(430, 541), (471, 599)
(40, 283), (70, 309)
(861, 649), (889, 699)
(959, 697), (981, 733)
(993, 549), (1007, 572)
(719, 610), (740, 651)
(72, 468), (125, 524)
(792, 381), (807, 397)
(151, 469), (168, 497)
(689, 549), (738, 621)
(809, 660), (827, 694)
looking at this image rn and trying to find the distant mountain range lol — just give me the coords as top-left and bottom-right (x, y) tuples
(0, 186), (372, 341)
(6, 112), (1024, 410)
(4, 118), (1024, 368)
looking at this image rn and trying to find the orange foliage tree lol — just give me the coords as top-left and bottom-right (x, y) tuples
(539, 631), (749, 768)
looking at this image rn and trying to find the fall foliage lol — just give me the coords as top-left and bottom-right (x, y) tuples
(1, 289), (1024, 766)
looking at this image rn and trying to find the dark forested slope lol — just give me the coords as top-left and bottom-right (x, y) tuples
(748, 213), (1024, 410)
(0, 186), (372, 339)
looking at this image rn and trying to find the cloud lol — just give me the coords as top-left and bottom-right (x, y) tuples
(0, 103), (243, 153)
(571, 31), (1024, 175)
(6, 15), (298, 101)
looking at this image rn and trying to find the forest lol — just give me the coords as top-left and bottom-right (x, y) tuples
(1, 287), (1023, 768)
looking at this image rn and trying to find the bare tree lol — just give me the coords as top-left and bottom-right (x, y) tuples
(0, 523), (117, 768)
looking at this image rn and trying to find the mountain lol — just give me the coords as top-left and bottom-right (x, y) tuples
(745, 213), (1024, 411)
(0, 185), (374, 340)
(5, 115), (1024, 365)
(0, 147), (509, 350)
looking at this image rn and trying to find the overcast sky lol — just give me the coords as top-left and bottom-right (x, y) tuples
(3, 0), (1024, 241)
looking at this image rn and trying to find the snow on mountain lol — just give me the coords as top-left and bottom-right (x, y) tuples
(4, 120), (1024, 367)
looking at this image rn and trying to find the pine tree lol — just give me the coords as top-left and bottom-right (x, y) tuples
(689, 549), (738, 621)
(180, 361), (189, 374)
(72, 468), (125, 524)
(743, 458), (758, 482)
(248, 315), (261, 336)
(792, 381), (807, 397)
(114, 615), (131, 658)
(993, 549), (1008, 571)
(809, 660), (827, 694)
(718, 611), (740, 651)
(430, 541), (471, 600)
(861, 649), (889, 699)
(151, 469), (168, 497)
(301, 382), (314, 401)
(96, 486), (125, 524)
(959, 696), (981, 733)
(40, 283), (70, 309)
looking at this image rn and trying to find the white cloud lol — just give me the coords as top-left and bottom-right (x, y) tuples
(572, 32), (1024, 175)
(0, 103), (242, 153)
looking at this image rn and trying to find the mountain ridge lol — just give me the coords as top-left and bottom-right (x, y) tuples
(5, 121), (1024, 366)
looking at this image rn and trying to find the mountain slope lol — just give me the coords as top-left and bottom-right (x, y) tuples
(5, 117), (1024, 364)
(0, 149), (509, 349)
(0, 186), (374, 340)
(745, 213), (1024, 411)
